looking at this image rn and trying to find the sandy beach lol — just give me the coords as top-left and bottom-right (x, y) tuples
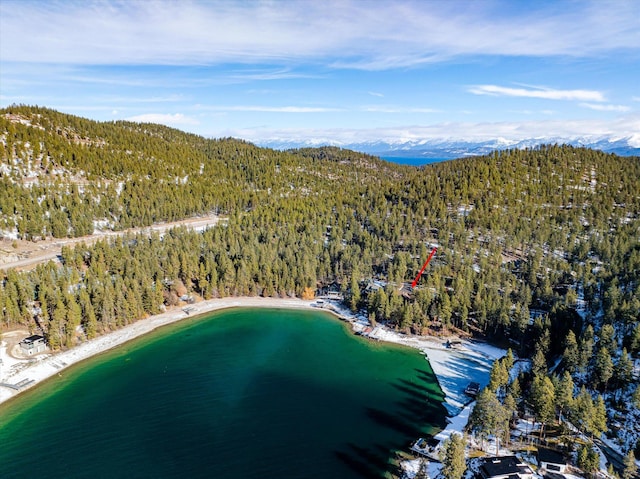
(1, 297), (503, 413)
(0, 297), (314, 405)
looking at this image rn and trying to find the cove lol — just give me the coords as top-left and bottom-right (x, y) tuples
(0, 308), (447, 478)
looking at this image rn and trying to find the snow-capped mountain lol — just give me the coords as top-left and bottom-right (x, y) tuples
(255, 135), (640, 160)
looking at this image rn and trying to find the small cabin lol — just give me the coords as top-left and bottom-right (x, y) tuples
(19, 335), (47, 355)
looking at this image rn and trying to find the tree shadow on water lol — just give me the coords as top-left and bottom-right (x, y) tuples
(335, 442), (401, 478)
(365, 406), (422, 437)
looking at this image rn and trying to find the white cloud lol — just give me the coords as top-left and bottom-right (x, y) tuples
(125, 113), (199, 126)
(469, 85), (605, 102)
(580, 103), (630, 112)
(1, 1), (638, 69)
(368, 91), (384, 98)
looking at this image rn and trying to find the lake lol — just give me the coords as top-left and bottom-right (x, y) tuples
(381, 156), (451, 166)
(0, 308), (446, 478)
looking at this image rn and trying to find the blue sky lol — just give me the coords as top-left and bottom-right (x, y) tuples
(1, 0), (639, 145)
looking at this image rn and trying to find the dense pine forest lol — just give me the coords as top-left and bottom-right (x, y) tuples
(1, 106), (639, 464)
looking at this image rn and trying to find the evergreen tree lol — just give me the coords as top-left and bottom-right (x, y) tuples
(488, 359), (509, 394)
(531, 347), (548, 377)
(578, 325), (595, 374)
(562, 330), (579, 373)
(592, 395), (607, 438)
(577, 444), (600, 477)
(628, 323), (640, 356)
(530, 375), (555, 438)
(571, 386), (594, 434)
(469, 388), (508, 452)
(633, 386), (640, 410)
(593, 347), (614, 392)
(503, 348), (515, 372)
(622, 450), (637, 479)
(555, 371), (575, 422)
(613, 348), (634, 391)
(440, 433), (466, 479)
(599, 324), (617, 353)
(509, 376), (522, 407)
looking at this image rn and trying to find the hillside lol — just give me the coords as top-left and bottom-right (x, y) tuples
(1, 106), (639, 462)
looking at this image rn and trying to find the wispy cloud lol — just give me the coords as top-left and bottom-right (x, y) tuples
(580, 103), (630, 112)
(125, 113), (199, 126)
(361, 106), (440, 113)
(1, 1), (638, 69)
(196, 105), (342, 113)
(469, 85), (605, 102)
(368, 91), (384, 98)
(226, 69), (319, 82)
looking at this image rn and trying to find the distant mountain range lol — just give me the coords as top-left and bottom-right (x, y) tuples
(255, 136), (640, 160)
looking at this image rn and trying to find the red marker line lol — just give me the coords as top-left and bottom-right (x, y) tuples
(411, 247), (437, 288)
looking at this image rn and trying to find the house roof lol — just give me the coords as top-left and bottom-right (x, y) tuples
(538, 448), (565, 466)
(21, 334), (45, 344)
(480, 456), (525, 478)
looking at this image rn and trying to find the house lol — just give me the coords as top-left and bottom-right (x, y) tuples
(478, 456), (534, 479)
(537, 448), (568, 475)
(19, 335), (47, 355)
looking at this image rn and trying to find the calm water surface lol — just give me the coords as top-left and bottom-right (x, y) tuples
(0, 308), (446, 478)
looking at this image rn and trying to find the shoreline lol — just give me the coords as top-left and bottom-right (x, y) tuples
(0, 297), (314, 405)
(0, 297), (503, 413)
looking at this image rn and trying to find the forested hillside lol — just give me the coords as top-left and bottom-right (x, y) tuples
(1, 106), (639, 458)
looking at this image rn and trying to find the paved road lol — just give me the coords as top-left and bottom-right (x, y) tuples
(0, 215), (223, 271)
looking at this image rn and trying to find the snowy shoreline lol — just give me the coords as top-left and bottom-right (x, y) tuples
(1, 298), (503, 417)
(0, 297), (314, 405)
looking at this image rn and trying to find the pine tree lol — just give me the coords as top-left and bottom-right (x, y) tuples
(349, 270), (361, 312)
(577, 444), (599, 476)
(555, 371), (575, 423)
(562, 330), (579, 373)
(503, 348), (515, 372)
(592, 395), (607, 438)
(440, 433), (466, 479)
(629, 323), (640, 356)
(599, 324), (617, 353)
(593, 347), (614, 392)
(622, 450), (637, 479)
(633, 386), (640, 409)
(469, 388), (509, 452)
(613, 348), (634, 391)
(488, 359), (509, 394)
(531, 347), (548, 377)
(571, 386), (594, 434)
(530, 375), (555, 438)
(509, 376), (522, 407)
(578, 325), (594, 374)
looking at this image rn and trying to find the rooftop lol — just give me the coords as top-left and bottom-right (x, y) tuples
(537, 448), (566, 465)
(480, 456), (531, 479)
(21, 334), (45, 344)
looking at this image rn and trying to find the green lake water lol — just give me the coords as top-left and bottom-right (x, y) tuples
(0, 308), (446, 478)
